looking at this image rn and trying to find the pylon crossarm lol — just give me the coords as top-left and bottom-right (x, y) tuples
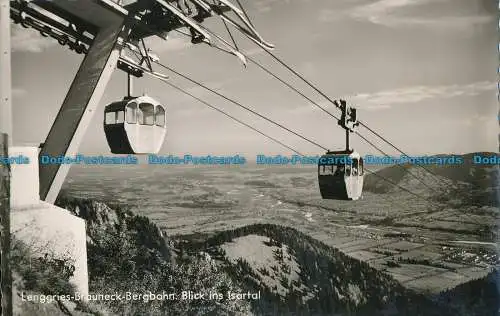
(155, 0), (212, 43)
(119, 56), (169, 80)
(195, 0), (274, 50)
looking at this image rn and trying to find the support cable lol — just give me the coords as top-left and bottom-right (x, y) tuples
(169, 29), (438, 191)
(236, 30), (451, 187)
(154, 61), (329, 151)
(155, 74), (488, 227)
(153, 66), (443, 208)
(165, 80), (304, 156)
(156, 41), (436, 191)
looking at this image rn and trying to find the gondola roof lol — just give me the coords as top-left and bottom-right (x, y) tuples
(104, 95), (163, 112)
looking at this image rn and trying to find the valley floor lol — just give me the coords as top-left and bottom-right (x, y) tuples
(64, 164), (499, 294)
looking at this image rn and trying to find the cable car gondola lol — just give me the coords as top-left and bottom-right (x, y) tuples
(318, 150), (364, 200)
(104, 95), (166, 154)
(104, 72), (166, 154)
(318, 100), (364, 200)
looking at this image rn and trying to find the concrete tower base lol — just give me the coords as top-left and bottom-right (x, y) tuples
(9, 147), (88, 298)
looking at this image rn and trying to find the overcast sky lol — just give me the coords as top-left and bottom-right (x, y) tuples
(10, 0), (498, 157)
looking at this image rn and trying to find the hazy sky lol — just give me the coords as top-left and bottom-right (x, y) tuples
(10, 0), (498, 157)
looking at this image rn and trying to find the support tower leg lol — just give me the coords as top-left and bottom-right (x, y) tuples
(39, 23), (126, 203)
(127, 73), (133, 97)
(0, 0), (13, 313)
(346, 129), (350, 152)
(0, 136), (12, 316)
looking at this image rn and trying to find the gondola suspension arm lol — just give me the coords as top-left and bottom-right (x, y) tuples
(155, 0), (212, 43)
(192, 0), (274, 49)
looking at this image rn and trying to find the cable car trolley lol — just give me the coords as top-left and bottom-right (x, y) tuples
(104, 94), (166, 154)
(318, 100), (364, 200)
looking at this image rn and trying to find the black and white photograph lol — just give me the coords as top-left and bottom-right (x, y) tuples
(0, 0), (498, 315)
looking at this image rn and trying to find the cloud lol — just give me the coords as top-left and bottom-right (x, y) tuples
(146, 33), (193, 53)
(255, 5), (272, 13)
(351, 0), (428, 24)
(459, 113), (493, 127)
(319, 9), (342, 23)
(347, 0), (493, 28)
(292, 81), (497, 113)
(11, 24), (56, 53)
(253, 0), (291, 13)
(351, 81), (497, 110)
(12, 87), (27, 97)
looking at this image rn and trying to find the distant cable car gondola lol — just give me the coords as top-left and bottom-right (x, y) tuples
(318, 150), (364, 200)
(318, 100), (364, 200)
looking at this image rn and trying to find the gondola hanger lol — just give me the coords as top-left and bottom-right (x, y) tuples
(317, 100), (364, 200)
